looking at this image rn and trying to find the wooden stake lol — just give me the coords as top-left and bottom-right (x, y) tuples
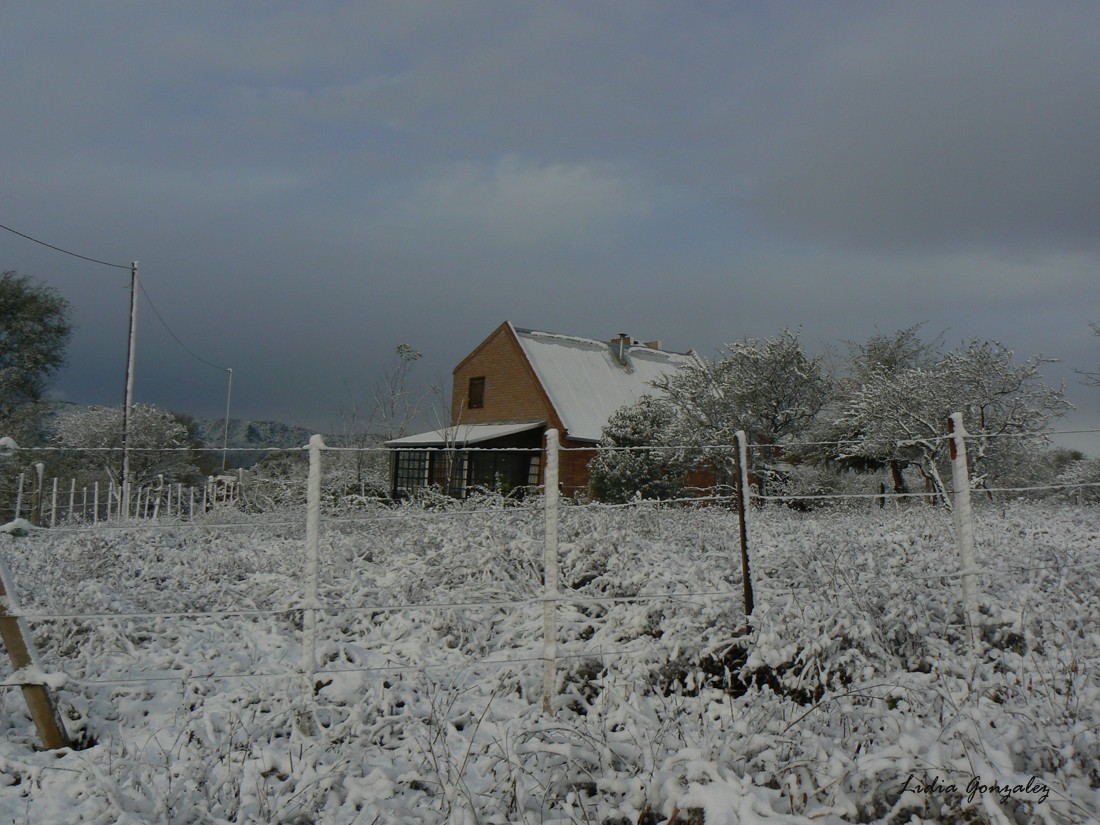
(0, 560), (71, 749)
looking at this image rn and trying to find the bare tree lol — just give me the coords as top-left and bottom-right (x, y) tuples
(332, 344), (438, 499)
(1081, 321), (1100, 387)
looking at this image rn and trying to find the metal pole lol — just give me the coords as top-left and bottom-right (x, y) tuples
(121, 261), (139, 513)
(221, 368), (233, 471)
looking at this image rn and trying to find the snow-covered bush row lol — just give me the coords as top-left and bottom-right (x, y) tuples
(0, 501), (1096, 823)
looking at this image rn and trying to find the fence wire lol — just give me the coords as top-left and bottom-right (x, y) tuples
(2, 425), (1098, 700)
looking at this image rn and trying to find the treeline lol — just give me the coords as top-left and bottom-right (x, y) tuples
(589, 326), (1100, 504)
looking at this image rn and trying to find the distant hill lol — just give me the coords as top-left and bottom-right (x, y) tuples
(186, 417), (324, 468)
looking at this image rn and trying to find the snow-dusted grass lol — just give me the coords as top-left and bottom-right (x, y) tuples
(0, 501), (1097, 823)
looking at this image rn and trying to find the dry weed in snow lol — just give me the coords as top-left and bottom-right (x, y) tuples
(0, 500), (1097, 823)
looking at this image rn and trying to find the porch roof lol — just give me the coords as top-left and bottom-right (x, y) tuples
(386, 421), (545, 447)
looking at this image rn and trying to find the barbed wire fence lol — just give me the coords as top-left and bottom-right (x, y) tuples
(1, 419), (1099, 748)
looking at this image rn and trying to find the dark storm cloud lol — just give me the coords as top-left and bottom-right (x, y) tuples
(1, 2), (1098, 449)
(735, 4), (1100, 251)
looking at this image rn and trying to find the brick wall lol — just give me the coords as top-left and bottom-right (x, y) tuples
(559, 438), (597, 498)
(452, 324), (558, 427)
(449, 323), (601, 497)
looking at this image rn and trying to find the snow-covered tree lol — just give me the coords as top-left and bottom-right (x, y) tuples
(822, 326), (944, 493)
(0, 271), (72, 441)
(588, 396), (691, 503)
(652, 329), (833, 479)
(835, 340), (1070, 501)
(1055, 454), (1100, 503)
(51, 404), (201, 488)
(845, 323), (942, 383)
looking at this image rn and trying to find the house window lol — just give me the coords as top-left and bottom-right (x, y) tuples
(468, 376), (486, 409)
(394, 450), (430, 493)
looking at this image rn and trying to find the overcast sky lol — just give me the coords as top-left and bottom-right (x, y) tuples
(3, 2), (1098, 452)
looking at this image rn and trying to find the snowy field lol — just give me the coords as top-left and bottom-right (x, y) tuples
(0, 500), (1097, 824)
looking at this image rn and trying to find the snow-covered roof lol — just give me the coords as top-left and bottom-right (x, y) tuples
(512, 326), (698, 443)
(386, 421), (544, 447)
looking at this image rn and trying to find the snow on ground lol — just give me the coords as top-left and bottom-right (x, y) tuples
(0, 500), (1097, 824)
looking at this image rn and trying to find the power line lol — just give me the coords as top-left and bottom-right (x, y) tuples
(0, 221), (130, 270)
(0, 220), (227, 372)
(138, 280), (228, 372)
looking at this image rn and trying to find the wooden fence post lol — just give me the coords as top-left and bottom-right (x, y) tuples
(0, 557), (71, 749)
(542, 429), (560, 713)
(734, 431), (754, 617)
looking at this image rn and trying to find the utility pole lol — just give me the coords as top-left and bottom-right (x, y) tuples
(221, 367), (233, 471)
(121, 261), (138, 515)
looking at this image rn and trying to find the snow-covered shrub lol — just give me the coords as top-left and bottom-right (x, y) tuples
(588, 396), (692, 503)
(762, 464), (872, 510)
(2, 502), (1097, 823)
(1055, 455), (1100, 502)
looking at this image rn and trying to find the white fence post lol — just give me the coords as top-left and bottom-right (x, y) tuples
(32, 463), (44, 526)
(542, 429), (560, 713)
(14, 473), (24, 520)
(68, 479), (75, 523)
(302, 434), (324, 710)
(948, 413), (982, 652)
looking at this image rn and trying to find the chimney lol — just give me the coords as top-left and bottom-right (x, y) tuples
(614, 332), (630, 364)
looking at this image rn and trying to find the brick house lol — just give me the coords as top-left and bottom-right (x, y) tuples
(387, 321), (700, 498)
